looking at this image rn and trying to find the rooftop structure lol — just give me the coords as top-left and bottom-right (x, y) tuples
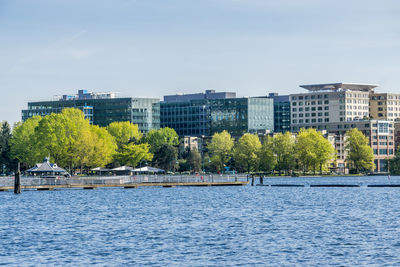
(163, 90), (236, 103)
(54, 89), (117, 101)
(300, 83), (379, 92)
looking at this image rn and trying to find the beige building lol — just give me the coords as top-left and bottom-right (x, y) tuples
(290, 83), (376, 132)
(326, 120), (395, 173)
(290, 83), (394, 173)
(370, 93), (400, 121)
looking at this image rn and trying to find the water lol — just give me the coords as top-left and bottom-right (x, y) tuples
(1, 176), (400, 266)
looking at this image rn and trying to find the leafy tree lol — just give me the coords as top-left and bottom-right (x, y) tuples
(75, 125), (117, 170)
(11, 109), (118, 173)
(345, 128), (375, 173)
(34, 113), (70, 166)
(271, 132), (296, 175)
(233, 133), (261, 173)
(259, 136), (276, 173)
(61, 108), (92, 169)
(145, 127), (179, 153)
(32, 108), (94, 170)
(0, 121), (15, 173)
(187, 148), (202, 172)
(153, 143), (178, 172)
(113, 143), (153, 168)
(389, 148), (400, 174)
(11, 116), (43, 166)
(177, 159), (190, 172)
(296, 128), (335, 174)
(107, 121), (142, 148)
(208, 130), (234, 172)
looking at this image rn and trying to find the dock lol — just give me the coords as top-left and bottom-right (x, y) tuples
(0, 175), (249, 192)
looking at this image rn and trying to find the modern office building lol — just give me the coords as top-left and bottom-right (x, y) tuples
(370, 92), (400, 121)
(290, 83), (377, 132)
(160, 100), (211, 136)
(164, 90), (236, 102)
(161, 90), (274, 137)
(266, 93), (290, 133)
(22, 90), (160, 133)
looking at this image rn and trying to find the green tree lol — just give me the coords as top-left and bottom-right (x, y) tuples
(61, 108), (93, 170)
(259, 136), (276, 173)
(271, 132), (295, 175)
(389, 148), (400, 174)
(11, 109), (118, 173)
(208, 130), (234, 172)
(145, 127), (179, 153)
(113, 143), (153, 168)
(0, 121), (15, 173)
(11, 116), (43, 166)
(187, 148), (202, 172)
(233, 133), (261, 173)
(34, 113), (70, 166)
(153, 143), (178, 172)
(32, 108), (95, 170)
(177, 159), (190, 172)
(107, 121), (142, 148)
(296, 128), (335, 174)
(345, 128), (375, 173)
(75, 125), (117, 170)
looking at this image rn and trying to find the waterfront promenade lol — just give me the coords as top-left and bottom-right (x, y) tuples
(0, 174), (249, 191)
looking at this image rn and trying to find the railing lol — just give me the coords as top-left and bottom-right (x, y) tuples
(0, 174), (249, 187)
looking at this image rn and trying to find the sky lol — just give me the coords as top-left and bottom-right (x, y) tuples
(1, 0), (400, 125)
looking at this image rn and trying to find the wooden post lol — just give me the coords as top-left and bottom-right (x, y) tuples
(14, 162), (21, 194)
(251, 175), (255, 186)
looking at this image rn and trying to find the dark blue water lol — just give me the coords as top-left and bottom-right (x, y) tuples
(2, 176), (400, 266)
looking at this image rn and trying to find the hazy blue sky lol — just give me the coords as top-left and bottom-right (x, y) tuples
(1, 0), (399, 125)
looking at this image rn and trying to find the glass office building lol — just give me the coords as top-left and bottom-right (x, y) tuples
(266, 94), (291, 133)
(161, 92), (274, 137)
(22, 91), (160, 133)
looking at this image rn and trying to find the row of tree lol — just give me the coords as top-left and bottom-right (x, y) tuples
(0, 108), (377, 175)
(207, 128), (375, 174)
(0, 108), (185, 174)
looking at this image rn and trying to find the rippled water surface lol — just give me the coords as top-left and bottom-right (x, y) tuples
(2, 176), (400, 266)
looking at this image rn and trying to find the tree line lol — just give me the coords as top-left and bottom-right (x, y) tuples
(0, 108), (184, 174)
(0, 108), (376, 175)
(206, 128), (375, 175)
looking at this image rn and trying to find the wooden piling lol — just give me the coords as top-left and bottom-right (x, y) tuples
(14, 162), (21, 194)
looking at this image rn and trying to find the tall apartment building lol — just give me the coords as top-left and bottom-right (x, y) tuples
(370, 93), (400, 121)
(161, 90), (274, 137)
(290, 83), (377, 132)
(22, 90), (160, 133)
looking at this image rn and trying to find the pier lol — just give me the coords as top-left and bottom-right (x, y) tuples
(0, 175), (249, 192)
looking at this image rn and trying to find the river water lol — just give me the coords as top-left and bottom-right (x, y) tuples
(1, 176), (400, 266)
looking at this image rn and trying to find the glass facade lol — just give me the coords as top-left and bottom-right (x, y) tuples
(160, 102), (211, 136)
(161, 97), (274, 137)
(274, 101), (291, 133)
(22, 97), (160, 133)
